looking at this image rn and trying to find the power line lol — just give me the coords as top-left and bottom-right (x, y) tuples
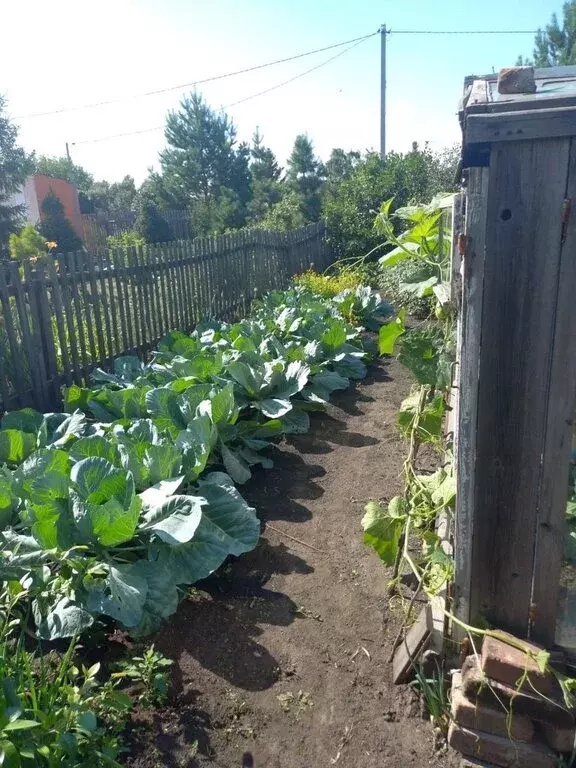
(16, 30), (379, 120)
(72, 36), (370, 147)
(390, 29), (537, 34)
(225, 37), (368, 109)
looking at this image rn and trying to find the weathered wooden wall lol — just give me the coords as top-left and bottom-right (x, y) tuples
(455, 137), (576, 646)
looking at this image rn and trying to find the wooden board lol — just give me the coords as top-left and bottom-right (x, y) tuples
(454, 168), (489, 640)
(467, 106), (576, 145)
(470, 139), (570, 642)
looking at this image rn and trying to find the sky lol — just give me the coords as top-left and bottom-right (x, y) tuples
(0, 0), (560, 185)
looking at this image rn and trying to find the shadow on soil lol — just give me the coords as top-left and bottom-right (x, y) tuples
(129, 361), (395, 768)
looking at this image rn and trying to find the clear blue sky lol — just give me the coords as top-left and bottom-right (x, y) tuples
(1, 0), (559, 183)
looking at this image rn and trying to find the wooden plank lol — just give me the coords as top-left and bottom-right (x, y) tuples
(173, 241), (185, 330)
(470, 139), (570, 638)
(182, 239), (194, 330)
(467, 106), (576, 145)
(96, 251), (115, 359)
(127, 247), (142, 351)
(56, 254), (83, 385)
(157, 245), (170, 336)
(134, 245), (149, 352)
(72, 251), (97, 366)
(45, 256), (72, 388)
(392, 606), (431, 684)
(11, 262), (47, 410)
(532, 140), (576, 646)
(0, 267), (26, 407)
(466, 79), (489, 108)
(110, 248), (130, 352)
(454, 168), (489, 640)
(82, 250), (107, 365)
(30, 261), (60, 405)
(146, 245), (160, 344)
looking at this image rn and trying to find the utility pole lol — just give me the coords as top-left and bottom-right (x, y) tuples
(380, 25), (387, 158)
(65, 142), (71, 162)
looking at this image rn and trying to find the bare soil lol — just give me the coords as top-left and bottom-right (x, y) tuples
(126, 358), (459, 768)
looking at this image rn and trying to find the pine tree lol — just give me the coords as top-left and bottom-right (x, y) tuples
(134, 196), (173, 244)
(38, 191), (82, 254)
(248, 129), (283, 223)
(286, 134), (325, 223)
(519, 2), (576, 66)
(159, 93), (252, 232)
(0, 95), (33, 259)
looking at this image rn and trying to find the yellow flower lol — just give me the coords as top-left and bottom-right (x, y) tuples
(45, 241), (57, 250)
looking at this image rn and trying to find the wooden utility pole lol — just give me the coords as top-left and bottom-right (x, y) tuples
(65, 142), (71, 162)
(380, 25), (387, 157)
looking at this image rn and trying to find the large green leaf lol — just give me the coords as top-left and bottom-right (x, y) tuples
(70, 458), (140, 546)
(219, 444), (252, 484)
(208, 383), (238, 426)
(85, 563), (148, 627)
(33, 597), (94, 640)
(379, 312), (406, 355)
(70, 436), (121, 465)
(145, 388), (187, 435)
(175, 415), (213, 481)
(362, 499), (405, 565)
(140, 494), (206, 544)
(24, 498), (77, 550)
(143, 443), (182, 485)
(0, 430), (37, 466)
(130, 561), (180, 636)
(254, 398), (292, 419)
(13, 449), (71, 505)
(0, 408), (43, 435)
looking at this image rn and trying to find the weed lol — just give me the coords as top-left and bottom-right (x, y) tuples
(113, 645), (173, 708)
(277, 690), (313, 718)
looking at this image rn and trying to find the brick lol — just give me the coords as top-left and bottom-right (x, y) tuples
(481, 633), (555, 696)
(497, 67), (536, 95)
(448, 723), (556, 768)
(462, 656), (574, 729)
(541, 722), (576, 752)
(451, 672), (533, 742)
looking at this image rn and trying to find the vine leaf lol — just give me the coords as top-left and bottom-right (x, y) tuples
(362, 499), (405, 565)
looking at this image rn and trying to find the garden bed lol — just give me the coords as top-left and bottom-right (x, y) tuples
(126, 358), (459, 768)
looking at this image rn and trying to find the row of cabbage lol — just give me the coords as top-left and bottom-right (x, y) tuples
(0, 286), (392, 640)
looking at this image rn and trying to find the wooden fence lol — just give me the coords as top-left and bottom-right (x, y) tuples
(81, 209), (193, 250)
(0, 223), (330, 414)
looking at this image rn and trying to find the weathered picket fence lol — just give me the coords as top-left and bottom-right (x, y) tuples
(0, 223), (330, 413)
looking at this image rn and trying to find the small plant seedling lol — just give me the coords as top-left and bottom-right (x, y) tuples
(113, 645), (173, 708)
(292, 605), (323, 622)
(277, 690), (313, 718)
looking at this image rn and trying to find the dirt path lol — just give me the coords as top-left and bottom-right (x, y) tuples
(128, 359), (459, 768)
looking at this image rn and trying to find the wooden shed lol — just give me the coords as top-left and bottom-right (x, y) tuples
(455, 66), (576, 651)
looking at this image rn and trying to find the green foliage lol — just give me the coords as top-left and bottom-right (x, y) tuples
(33, 156), (94, 192)
(38, 191), (82, 254)
(286, 134), (324, 223)
(522, 1), (576, 66)
(158, 92), (252, 234)
(257, 191), (306, 232)
(0, 591), (134, 766)
(134, 197), (173, 244)
(8, 225), (47, 261)
(376, 259), (436, 318)
(106, 230), (146, 250)
(323, 145), (459, 262)
(0, 96), (33, 260)
(113, 645), (173, 708)
(292, 269), (364, 299)
(247, 129), (282, 223)
(0, 286), (388, 641)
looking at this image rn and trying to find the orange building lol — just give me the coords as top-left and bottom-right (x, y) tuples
(10, 175), (83, 240)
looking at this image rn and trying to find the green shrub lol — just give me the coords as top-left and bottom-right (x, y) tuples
(106, 230), (146, 250)
(292, 269), (363, 299)
(376, 259), (435, 318)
